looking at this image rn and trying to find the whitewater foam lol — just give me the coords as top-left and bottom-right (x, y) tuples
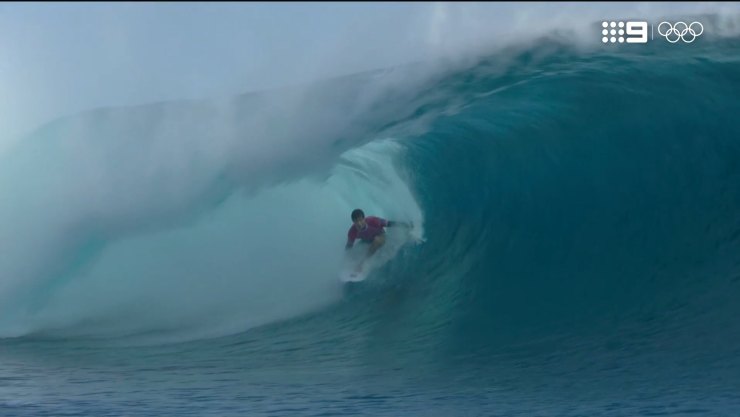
(0, 137), (423, 344)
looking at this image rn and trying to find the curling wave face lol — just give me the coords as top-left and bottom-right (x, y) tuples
(1, 22), (740, 381)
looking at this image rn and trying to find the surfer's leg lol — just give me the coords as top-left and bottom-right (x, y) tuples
(357, 235), (385, 272)
(368, 234), (386, 256)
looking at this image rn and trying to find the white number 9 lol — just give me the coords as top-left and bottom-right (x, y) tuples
(626, 21), (648, 44)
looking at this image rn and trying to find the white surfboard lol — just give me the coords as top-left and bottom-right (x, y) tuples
(339, 267), (369, 283)
(338, 243), (383, 283)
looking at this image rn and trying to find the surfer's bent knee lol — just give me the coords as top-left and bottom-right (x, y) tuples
(372, 234), (385, 247)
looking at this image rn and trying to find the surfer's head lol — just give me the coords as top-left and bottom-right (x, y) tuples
(351, 209), (366, 228)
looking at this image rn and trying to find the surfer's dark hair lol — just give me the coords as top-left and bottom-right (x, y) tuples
(351, 209), (364, 221)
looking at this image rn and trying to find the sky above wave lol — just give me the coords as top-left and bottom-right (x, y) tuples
(1, 2), (736, 151)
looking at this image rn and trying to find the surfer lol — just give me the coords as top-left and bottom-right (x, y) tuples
(345, 209), (412, 272)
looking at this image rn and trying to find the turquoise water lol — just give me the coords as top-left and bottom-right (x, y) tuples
(1, 21), (740, 416)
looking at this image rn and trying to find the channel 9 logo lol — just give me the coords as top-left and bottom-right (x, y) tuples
(601, 21), (704, 44)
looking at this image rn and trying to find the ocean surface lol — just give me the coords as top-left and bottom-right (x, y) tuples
(1, 18), (740, 417)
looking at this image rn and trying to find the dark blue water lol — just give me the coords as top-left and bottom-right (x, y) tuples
(1, 26), (740, 416)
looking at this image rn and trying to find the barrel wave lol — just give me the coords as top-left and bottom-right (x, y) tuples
(1, 26), (740, 416)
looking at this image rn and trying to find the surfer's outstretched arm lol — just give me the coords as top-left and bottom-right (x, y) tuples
(387, 220), (413, 228)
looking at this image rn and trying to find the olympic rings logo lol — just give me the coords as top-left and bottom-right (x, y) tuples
(657, 21), (704, 43)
